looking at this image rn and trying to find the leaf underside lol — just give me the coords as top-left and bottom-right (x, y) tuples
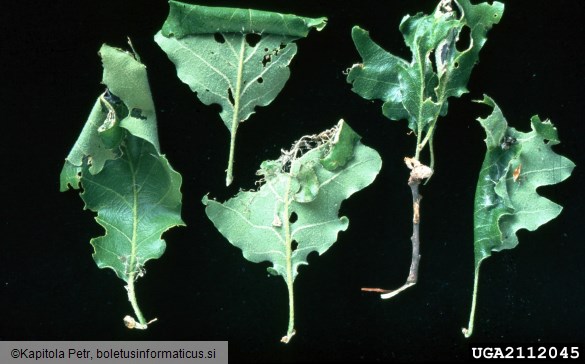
(347, 0), (504, 133)
(155, 1), (327, 184)
(81, 134), (183, 282)
(203, 120), (382, 281)
(155, 31), (298, 133)
(60, 44), (184, 283)
(202, 117), (381, 342)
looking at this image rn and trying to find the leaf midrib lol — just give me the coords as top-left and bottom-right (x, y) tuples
(231, 36), (246, 133)
(127, 143), (140, 282)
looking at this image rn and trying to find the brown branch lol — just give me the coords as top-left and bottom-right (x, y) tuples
(361, 157), (432, 299)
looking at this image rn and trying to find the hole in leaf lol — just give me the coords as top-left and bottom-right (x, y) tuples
(245, 33), (261, 47)
(264, 47), (269, 52)
(429, 50), (438, 75)
(214, 33), (225, 44)
(291, 240), (298, 252)
(130, 108), (147, 120)
(104, 88), (121, 104)
(227, 88), (235, 105)
(454, 62), (460, 68)
(279, 43), (286, 50)
(456, 25), (471, 52)
(262, 54), (271, 67)
(257, 77), (263, 84)
(289, 212), (298, 223)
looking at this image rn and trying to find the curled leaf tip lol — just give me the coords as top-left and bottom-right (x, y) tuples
(161, 1), (327, 39)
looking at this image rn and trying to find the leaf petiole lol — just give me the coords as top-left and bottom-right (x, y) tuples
(462, 264), (481, 338)
(226, 127), (237, 187)
(281, 279), (296, 343)
(125, 278), (148, 328)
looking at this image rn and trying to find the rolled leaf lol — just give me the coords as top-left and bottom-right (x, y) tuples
(160, 1), (326, 38)
(463, 95), (575, 337)
(60, 44), (184, 329)
(203, 120), (382, 342)
(155, 0), (327, 185)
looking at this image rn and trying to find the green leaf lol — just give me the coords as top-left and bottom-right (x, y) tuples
(81, 135), (183, 281)
(203, 120), (382, 342)
(463, 95), (575, 337)
(347, 0), (503, 162)
(155, 1), (327, 186)
(60, 44), (184, 329)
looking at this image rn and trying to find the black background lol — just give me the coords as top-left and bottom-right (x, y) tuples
(1, 0), (584, 362)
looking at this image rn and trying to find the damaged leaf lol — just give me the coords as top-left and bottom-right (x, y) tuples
(155, 0), (327, 185)
(463, 95), (575, 337)
(347, 0), (503, 165)
(60, 44), (184, 329)
(203, 120), (382, 343)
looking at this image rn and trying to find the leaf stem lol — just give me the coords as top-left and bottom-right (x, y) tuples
(462, 263), (481, 338)
(226, 126), (238, 187)
(226, 36), (247, 186)
(415, 95), (444, 168)
(415, 125), (423, 161)
(126, 275), (147, 325)
(429, 133), (436, 173)
(425, 126), (437, 185)
(282, 279), (296, 343)
(418, 118), (437, 154)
